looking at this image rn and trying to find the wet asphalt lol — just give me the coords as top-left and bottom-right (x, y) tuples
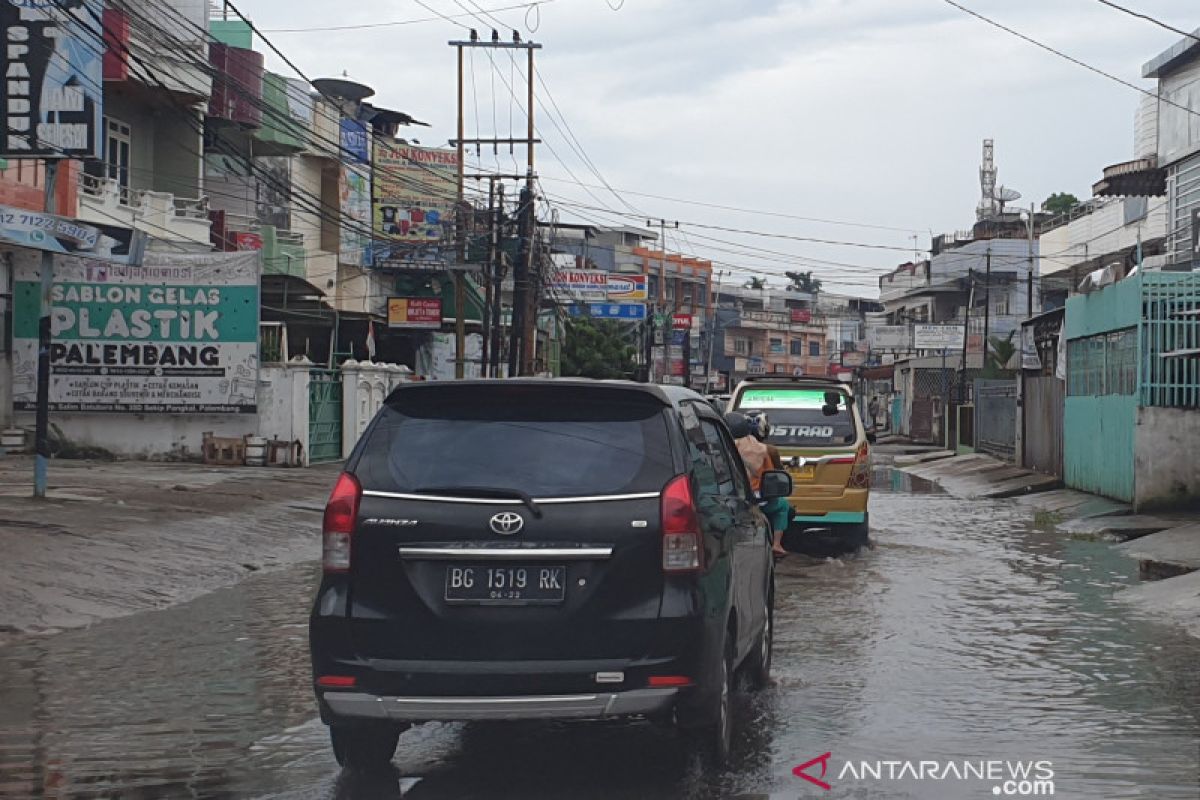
(1, 468), (1198, 799)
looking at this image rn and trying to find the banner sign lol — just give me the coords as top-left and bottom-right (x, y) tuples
(869, 325), (911, 350)
(340, 163), (371, 267)
(672, 313), (693, 331)
(913, 324), (965, 350)
(566, 303), (646, 321)
(387, 296), (442, 329)
(373, 142), (457, 246)
(339, 118), (368, 164)
(550, 269), (608, 302)
(790, 308), (812, 324)
(606, 274), (647, 301)
(551, 270), (649, 303)
(11, 250), (260, 413)
(1, 0), (103, 158)
(0, 203), (144, 263)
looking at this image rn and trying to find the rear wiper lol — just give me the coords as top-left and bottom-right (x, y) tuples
(414, 485), (543, 518)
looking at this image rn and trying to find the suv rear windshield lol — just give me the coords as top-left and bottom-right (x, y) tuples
(736, 386), (858, 447)
(354, 385), (675, 498)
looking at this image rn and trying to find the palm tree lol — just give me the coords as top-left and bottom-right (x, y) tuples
(985, 331), (1017, 375)
(744, 277), (768, 291)
(785, 270), (822, 294)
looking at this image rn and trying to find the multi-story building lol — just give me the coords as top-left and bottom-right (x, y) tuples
(78, 0), (214, 251)
(709, 284), (828, 389)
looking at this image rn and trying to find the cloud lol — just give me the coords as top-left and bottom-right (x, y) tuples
(249, 0), (1192, 292)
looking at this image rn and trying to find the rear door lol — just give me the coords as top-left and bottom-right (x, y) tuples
(735, 385), (860, 496)
(346, 384), (678, 663)
(697, 414), (767, 659)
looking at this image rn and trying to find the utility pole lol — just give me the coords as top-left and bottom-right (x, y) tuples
(33, 160), (59, 499)
(492, 182), (505, 377)
(453, 39), (467, 379)
(647, 218), (678, 384)
(1026, 202), (1035, 319)
(450, 32), (541, 378)
(705, 270), (725, 393)
(959, 276), (975, 404)
(982, 248), (992, 366)
(481, 177), (496, 376)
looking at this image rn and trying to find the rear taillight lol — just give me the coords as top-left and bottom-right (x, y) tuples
(661, 475), (703, 573)
(848, 441), (871, 489)
(322, 472), (361, 573)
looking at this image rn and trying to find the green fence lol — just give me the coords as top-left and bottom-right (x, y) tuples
(308, 369), (344, 463)
(1140, 271), (1200, 408)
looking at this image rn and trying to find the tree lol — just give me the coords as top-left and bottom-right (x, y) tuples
(1042, 192), (1079, 216)
(785, 270), (822, 294)
(744, 276), (768, 291)
(983, 330), (1017, 376)
(560, 317), (638, 379)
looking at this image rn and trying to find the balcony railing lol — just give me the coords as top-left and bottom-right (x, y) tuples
(79, 173), (212, 245)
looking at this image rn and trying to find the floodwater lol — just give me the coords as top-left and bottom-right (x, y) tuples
(1, 469), (1198, 799)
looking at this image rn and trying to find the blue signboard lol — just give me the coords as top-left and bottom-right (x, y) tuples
(340, 119), (369, 164)
(566, 303), (647, 321)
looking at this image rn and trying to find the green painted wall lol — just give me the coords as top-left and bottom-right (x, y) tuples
(210, 20), (253, 49)
(1065, 276), (1142, 339)
(1063, 394), (1137, 503)
(255, 73), (306, 151)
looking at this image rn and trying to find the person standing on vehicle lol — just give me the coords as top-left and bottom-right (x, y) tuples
(736, 412), (790, 558)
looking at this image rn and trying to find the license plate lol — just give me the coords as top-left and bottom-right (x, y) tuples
(444, 564), (566, 605)
(792, 465), (816, 480)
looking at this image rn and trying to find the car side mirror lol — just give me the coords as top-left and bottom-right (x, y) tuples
(760, 470), (792, 500)
(866, 432), (877, 444)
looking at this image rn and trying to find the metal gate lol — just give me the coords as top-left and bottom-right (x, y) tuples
(975, 379), (1017, 461)
(308, 369), (344, 463)
(1023, 375), (1064, 476)
(911, 398), (934, 442)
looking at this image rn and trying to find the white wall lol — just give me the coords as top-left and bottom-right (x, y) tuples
(1157, 57), (1200, 167)
(1038, 199), (1167, 276)
(9, 364), (312, 461)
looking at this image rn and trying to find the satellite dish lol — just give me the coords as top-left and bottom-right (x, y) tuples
(312, 77), (375, 102)
(993, 186), (1022, 213)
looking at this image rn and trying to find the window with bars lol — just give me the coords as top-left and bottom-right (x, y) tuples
(1067, 329), (1136, 397)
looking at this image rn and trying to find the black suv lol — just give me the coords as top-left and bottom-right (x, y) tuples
(309, 380), (790, 768)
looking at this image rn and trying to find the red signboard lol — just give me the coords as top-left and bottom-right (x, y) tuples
(234, 232), (263, 251)
(790, 308), (812, 324)
(672, 313), (693, 331)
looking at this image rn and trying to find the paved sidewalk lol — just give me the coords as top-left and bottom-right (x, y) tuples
(0, 456), (340, 640)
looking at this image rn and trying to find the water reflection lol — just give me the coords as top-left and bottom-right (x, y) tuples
(0, 472), (1198, 799)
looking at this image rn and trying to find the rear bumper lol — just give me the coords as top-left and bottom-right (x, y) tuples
(791, 510), (866, 525)
(321, 688), (679, 722)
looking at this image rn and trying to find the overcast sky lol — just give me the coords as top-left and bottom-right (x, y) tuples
(245, 0), (1194, 296)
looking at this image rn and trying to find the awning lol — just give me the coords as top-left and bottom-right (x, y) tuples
(1093, 157), (1166, 197)
(860, 364), (895, 380)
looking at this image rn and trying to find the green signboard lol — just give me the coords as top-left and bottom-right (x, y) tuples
(11, 251), (260, 414)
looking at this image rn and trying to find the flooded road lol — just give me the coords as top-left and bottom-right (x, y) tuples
(1, 469), (1198, 799)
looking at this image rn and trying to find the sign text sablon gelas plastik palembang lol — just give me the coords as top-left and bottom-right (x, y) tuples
(11, 250), (261, 413)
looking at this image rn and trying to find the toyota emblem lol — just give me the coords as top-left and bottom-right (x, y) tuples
(489, 512), (525, 535)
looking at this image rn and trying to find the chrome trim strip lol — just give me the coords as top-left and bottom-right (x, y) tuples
(363, 490), (661, 504)
(392, 695), (596, 705)
(398, 546), (613, 560)
(321, 688), (679, 722)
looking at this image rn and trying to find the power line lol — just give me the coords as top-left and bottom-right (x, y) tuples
(941, 0), (1200, 119)
(538, 176), (923, 233)
(545, 198), (917, 252)
(1093, 0), (1200, 44)
(261, 1), (554, 33)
